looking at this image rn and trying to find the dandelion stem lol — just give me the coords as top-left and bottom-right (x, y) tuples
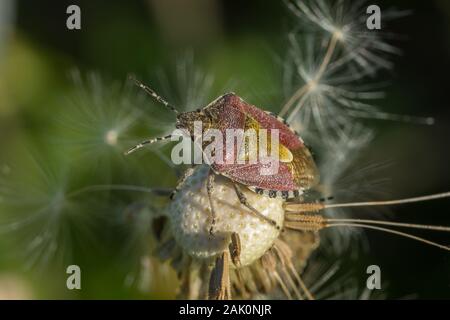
(280, 31), (340, 117)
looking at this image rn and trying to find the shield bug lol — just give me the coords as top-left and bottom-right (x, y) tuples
(126, 77), (319, 233)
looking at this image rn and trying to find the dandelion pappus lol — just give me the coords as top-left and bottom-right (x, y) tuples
(125, 77), (319, 233)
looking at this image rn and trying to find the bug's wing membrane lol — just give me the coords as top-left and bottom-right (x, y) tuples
(288, 147), (319, 189)
(219, 149), (318, 192)
(278, 145), (294, 163)
(237, 115), (294, 163)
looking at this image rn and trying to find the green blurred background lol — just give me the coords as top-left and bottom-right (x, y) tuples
(0, 0), (449, 299)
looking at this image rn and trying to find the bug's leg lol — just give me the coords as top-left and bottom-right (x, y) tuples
(208, 251), (231, 300)
(232, 183), (281, 230)
(170, 166), (196, 200)
(228, 232), (241, 268)
(228, 232), (249, 296)
(207, 169), (217, 235)
(125, 135), (172, 155)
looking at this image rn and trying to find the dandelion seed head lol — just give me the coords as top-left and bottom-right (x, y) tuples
(152, 163), (328, 299)
(168, 165), (283, 266)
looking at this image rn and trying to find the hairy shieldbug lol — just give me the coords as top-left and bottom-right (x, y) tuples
(126, 77), (319, 232)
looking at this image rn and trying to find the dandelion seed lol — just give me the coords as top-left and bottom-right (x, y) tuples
(302, 124), (394, 254)
(286, 0), (408, 73)
(55, 71), (144, 160)
(155, 52), (218, 113)
(104, 129), (119, 146)
(0, 151), (107, 270)
(281, 0), (432, 136)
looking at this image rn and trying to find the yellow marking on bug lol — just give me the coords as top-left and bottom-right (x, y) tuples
(238, 115), (293, 164)
(278, 145), (293, 163)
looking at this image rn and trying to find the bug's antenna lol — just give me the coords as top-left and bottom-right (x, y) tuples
(124, 135), (172, 155)
(129, 75), (179, 114)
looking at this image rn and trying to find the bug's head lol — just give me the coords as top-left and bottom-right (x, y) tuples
(175, 109), (212, 136)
